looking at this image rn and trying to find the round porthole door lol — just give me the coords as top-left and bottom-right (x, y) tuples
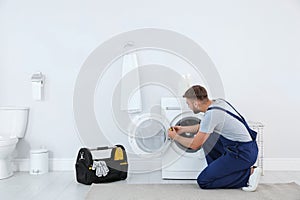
(170, 112), (204, 154)
(128, 114), (170, 157)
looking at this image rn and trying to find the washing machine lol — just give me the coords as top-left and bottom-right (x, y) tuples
(128, 113), (171, 158)
(161, 97), (207, 179)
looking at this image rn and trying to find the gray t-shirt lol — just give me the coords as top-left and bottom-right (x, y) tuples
(199, 99), (252, 142)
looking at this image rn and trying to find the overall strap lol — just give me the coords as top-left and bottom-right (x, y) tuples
(207, 106), (245, 125)
(219, 99), (246, 122)
(207, 99), (256, 141)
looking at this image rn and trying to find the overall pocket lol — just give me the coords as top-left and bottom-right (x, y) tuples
(225, 144), (239, 158)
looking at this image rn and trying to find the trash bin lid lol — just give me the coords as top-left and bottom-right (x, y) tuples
(30, 149), (48, 154)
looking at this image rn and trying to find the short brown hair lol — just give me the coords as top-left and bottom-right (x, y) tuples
(183, 85), (208, 100)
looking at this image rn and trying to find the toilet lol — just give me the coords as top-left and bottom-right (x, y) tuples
(0, 107), (29, 179)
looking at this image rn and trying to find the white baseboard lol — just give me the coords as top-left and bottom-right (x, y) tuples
(13, 158), (75, 172)
(12, 157), (300, 172)
(128, 158), (162, 173)
(264, 158), (300, 171)
(12, 157), (161, 172)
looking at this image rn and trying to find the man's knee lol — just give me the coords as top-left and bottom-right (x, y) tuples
(197, 172), (210, 189)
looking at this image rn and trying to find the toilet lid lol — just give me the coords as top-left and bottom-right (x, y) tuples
(0, 137), (18, 146)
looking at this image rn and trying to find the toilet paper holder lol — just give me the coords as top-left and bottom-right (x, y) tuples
(31, 72), (45, 101)
(31, 72), (44, 85)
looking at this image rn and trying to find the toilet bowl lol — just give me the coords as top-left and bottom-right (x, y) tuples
(0, 138), (18, 178)
(0, 107), (29, 179)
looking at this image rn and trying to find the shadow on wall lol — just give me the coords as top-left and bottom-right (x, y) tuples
(13, 140), (31, 159)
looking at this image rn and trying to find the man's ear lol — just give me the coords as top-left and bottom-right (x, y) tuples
(193, 101), (198, 107)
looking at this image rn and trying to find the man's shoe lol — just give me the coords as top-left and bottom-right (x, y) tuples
(242, 167), (262, 192)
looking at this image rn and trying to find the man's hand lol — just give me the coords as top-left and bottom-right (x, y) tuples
(168, 127), (177, 140)
(173, 126), (184, 134)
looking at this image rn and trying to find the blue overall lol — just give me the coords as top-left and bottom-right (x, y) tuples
(197, 102), (258, 189)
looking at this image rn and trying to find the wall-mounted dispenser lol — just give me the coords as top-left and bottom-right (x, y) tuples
(31, 72), (45, 101)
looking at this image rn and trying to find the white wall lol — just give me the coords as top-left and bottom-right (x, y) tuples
(0, 0), (300, 169)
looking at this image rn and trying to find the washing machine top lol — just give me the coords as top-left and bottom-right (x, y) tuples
(161, 97), (198, 122)
(161, 97), (189, 112)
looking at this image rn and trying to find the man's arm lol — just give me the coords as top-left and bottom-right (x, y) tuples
(168, 130), (210, 150)
(174, 124), (200, 134)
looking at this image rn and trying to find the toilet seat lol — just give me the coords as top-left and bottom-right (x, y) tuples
(0, 137), (18, 147)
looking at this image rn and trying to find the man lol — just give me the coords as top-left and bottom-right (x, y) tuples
(168, 85), (262, 191)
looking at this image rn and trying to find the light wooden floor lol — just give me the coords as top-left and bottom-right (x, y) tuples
(0, 171), (299, 200)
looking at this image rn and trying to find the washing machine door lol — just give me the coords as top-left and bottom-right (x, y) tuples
(170, 111), (204, 153)
(129, 114), (170, 157)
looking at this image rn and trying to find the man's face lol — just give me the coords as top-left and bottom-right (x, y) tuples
(186, 98), (201, 114)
